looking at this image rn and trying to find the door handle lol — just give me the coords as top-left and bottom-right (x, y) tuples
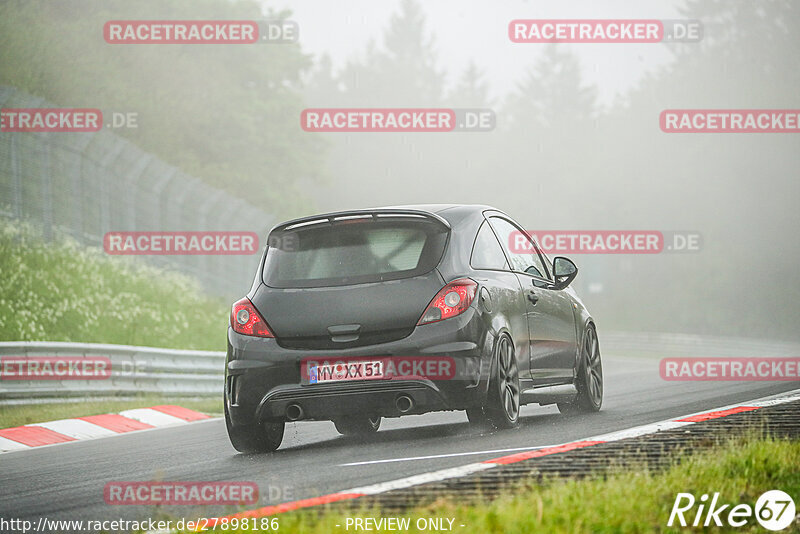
(527, 290), (539, 304)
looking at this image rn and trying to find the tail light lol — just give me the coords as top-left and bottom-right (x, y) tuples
(418, 278), (478, 325)
(230, 297), (274, 338)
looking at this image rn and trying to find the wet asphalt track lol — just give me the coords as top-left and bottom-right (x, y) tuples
(1, 353), (797, 526)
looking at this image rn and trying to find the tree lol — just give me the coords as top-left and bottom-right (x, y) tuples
(448, 61), (491, 108)
(497, 45), (600, 222)
(505, 45), (597, 131)
(0, 0), (325, 217)
(337, 0), (444, 105)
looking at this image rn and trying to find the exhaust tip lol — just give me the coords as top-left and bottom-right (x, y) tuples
(396, 395), (413, 414)
(286, 403), (304, 421)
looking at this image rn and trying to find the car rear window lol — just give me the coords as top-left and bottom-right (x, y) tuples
(262, 217), (448, 288)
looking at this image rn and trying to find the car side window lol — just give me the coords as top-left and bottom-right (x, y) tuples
(470, 221), (509, 270)
(488, 217), (550, 280)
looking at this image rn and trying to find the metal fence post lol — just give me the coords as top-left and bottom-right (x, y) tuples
(151, 167), (177, 231)
(0, 85), (274, 298)
(128, 154), (152, 230)
(10, 134), (22, 220)
(71, 133), (95, 244)
(99, 136), (127, 243)
(42, 138), (53, 241)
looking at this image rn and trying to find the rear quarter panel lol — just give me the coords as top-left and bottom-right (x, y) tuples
(436, 208), (532, 378)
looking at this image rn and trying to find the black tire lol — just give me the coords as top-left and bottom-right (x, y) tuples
(467, 334), (520, 430)
(558, 324), (603, 415)
(333, 415), (381, 436)
(225, 404), (285, 453)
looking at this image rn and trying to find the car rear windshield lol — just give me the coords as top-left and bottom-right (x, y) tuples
(262, 216), (449, 288)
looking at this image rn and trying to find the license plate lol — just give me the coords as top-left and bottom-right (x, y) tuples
(307, 360), (384, 384)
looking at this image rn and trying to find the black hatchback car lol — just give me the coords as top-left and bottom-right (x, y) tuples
(225, 205), (603, 452)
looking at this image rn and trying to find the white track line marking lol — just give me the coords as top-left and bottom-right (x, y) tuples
(587, 420), (693, 442)
(151, 388), (800, 533)
(340, 390), (800, 467)
(339, 445), (548, 466)
(751, 391), (800, 407)
(0, 435), (29, 452)
(337, 388), (800, 498)
(344, 463), (494, 495)
(118, 408), (188, 427)
(30, 419), (119, 440)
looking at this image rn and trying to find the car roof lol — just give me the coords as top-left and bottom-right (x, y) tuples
(369, 204), (501, 225)
(273, 204), (502, 233)
(370, 203), (493, 215)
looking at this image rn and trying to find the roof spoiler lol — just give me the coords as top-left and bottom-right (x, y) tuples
(269, 208), (451, 234)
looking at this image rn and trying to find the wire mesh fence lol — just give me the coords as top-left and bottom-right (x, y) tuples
(0, 86), (273, 298)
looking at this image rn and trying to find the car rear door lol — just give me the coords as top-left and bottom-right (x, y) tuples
(488, 216), (578, 383)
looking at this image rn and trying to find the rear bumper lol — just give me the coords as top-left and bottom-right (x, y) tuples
(257, 380), (446, 420)
(225, 308), (492, 425)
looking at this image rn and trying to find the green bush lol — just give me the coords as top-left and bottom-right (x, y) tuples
(0, 221), (228, 350)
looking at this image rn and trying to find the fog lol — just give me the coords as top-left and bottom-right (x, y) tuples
(298, 0), (800, 341)
(1, 0), (798, 340)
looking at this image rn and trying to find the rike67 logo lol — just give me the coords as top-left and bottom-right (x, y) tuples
(669, 490), (796, 531)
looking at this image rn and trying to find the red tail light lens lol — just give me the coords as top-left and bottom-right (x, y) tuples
(418, 278), (478, 325)
(230, 297), (274, 338)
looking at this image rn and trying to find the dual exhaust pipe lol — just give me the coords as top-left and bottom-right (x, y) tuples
(396, 395), (413, 414)
(285, 395), (414, 421)
(285, 403), (304, 421)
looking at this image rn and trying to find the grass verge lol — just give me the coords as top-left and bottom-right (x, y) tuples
(170, 435), (799, 533)
(0, 220), (229, 350)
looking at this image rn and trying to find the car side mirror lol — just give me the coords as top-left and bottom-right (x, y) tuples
(552, 257), (578, 290)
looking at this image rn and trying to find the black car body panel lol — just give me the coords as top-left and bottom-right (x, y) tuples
(226, 305), (489, 425)
(252, 273), (445, 349)
(226, 204), (598, 438)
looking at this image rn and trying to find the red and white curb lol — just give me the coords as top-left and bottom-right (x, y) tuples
(0, 405), (210, 453)
(181, 388), (800, 530)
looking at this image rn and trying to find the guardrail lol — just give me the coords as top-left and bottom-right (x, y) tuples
(0, 341), (224, 402)
(1, 333), (798, 404)
(601, 331), (800, 358)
